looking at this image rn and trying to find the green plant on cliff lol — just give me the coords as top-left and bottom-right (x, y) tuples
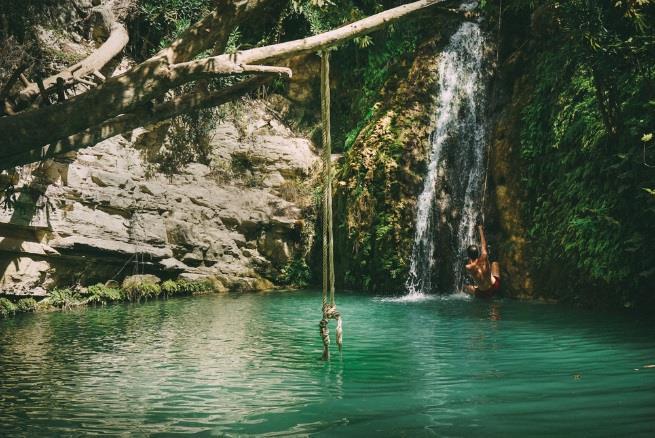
(279, 257), (312, 288)
(84, 283), (123, 305)
(340, 28), (419, 151)
(333, 19), (441, 292)
(161, 279), (181, 297)
(16, 298), (38, 313)
(178, 279), (213, 294)
(518, 0), (655, 306)
(0, 298), (17, 318)
(162, 278), (212, 296)
(135, 0), (213, 57)
(122, 278), (162, 302)
(48, 288), (81, 309)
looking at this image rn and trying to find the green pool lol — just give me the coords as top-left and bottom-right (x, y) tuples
(1, 291), (654, 436)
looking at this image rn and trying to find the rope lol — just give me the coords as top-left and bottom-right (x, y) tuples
(481, 143), (491, 225)
(318, 50), (342, 360)
(496, 0), (503, 64)
(110, 253), (136, 281)
(321, 50), (329, 308)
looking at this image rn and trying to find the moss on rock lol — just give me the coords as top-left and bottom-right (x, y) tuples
(334, 34), (447, 292)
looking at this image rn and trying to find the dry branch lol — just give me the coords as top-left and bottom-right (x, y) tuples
(0, 63), (30, 100)
(17, 22), (129, 103)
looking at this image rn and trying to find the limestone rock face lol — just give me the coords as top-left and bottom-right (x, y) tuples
(0, 101), (317, 294)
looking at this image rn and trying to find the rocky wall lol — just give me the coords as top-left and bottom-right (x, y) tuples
(0, 101), (318, 295)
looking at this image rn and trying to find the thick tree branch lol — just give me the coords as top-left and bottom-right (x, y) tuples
(17, 22), (129, 103)
(235, 0), (443, 64)
(173, 0), (443, 76)
(170, 61), (292, 78)
(2, 77), (270, 169)
(0, 0), (276, 159)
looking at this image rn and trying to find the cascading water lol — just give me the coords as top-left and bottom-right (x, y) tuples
(405, 19), (488, 296)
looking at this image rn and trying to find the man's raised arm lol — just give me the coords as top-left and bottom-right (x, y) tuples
(478, 225), (488, 256)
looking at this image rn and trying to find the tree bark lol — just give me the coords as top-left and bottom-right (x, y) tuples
(0, 0), (444, 167)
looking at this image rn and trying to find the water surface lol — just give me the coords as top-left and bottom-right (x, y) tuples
(1, 291), (654, 436)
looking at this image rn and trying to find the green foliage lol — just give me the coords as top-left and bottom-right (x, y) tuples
(0, 297), (17, 318)
(161, 279), (181, 297)
(153, 106), (217, 176)
(224, 27), (243, 55)
(279, 257), (312, 288)
(135, 0), (213, 56)
(48, 288), (81, 309)
(278, 0), (424, 150)
(162, 278), (212, 296)
(178, 279), (213, 294)
(337, 21), (420, 151)
(122, 278), (162, 302)
(517, 0), (655, 306)
(84, 283), (123, 305)
(16, 298), (38, 313)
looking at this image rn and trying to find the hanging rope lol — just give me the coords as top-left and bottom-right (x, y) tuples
(496, 0), (503, 64)
(481, 137), (492, 225)
(319, 50), (342, 361)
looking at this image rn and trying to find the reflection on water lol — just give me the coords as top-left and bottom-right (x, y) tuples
(1, 291), (655, 436)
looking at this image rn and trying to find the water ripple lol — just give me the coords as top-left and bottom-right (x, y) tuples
(1, 291), (655, 436)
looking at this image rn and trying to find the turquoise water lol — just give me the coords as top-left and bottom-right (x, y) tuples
(1, 291), (654, 436)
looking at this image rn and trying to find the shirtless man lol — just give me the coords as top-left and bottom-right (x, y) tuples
(464, 225), (501, 298)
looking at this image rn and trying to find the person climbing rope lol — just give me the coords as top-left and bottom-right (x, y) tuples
(464, 224), (501, 298)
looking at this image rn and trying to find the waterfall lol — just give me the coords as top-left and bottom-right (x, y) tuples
(405, 20), (487, 296)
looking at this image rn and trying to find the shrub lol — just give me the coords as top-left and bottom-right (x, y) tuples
(279, 257), (311, 288)
(122, 277), (161, 301)
(85, 283), (123, 305)
(161, 279), (181, 297)
(48, 288), (81, 309)
(16, 298), (37, 313)
(0, 297), (17, 318)
(177, 279), (213, 295)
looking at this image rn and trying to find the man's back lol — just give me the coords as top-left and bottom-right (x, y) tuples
(466, 253), (492, 291)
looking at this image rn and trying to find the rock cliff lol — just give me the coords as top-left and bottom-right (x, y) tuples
(0, 101), (318, 295)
